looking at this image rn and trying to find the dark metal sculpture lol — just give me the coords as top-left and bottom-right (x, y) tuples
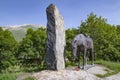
(71, 33), (94, 70)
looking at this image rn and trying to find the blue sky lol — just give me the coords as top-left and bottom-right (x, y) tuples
(0, 0), (120, 28)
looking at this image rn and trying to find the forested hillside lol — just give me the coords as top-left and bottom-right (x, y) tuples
(0, 13), (120, 72)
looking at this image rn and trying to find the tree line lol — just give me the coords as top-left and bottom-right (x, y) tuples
(0, 13), (120, 72)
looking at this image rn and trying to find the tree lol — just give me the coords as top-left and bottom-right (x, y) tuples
(0, 27), (17, 72)
(76, 13), (120, 61)
(17, 28), (47, 68)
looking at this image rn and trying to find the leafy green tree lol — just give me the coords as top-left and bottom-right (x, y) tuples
(17, 28), (46, 69)
(0, 27), (17, 72)
(65, 13), (120, 63)
(77, 13), (120, 61)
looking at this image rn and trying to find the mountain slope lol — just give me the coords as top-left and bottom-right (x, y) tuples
(2, 24), (45, 41)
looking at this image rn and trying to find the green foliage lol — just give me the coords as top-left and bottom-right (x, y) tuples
(0, 72), (21, 80)
(77, 13), (120, 62)
(65, 13), (120, 66)
(66, 28), (77, 61)
(0, 27), (18, 72)
(17, 28), (46, 70)
(0, 12), (120, 74)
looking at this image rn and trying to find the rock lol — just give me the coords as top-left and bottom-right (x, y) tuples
(32, 70), (100, 80)
(17, 65), (120, 80)
(46, 4), (66, 70)
(87, 65), (108, 75)
(103, 72), (120, 80)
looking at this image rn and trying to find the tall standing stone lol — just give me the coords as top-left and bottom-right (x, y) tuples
(46, 4), (66, 70)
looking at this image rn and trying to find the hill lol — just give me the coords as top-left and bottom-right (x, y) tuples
(2, 24), (45, 41)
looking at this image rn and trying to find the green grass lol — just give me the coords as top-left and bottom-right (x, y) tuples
(24, 76), (36, 80)
(0, 65), (45, 80)
(95, 60), (120, 77)
(95, 72), (116, 78)
(0, 72), (22, 80)
(95, 60), (120, 72)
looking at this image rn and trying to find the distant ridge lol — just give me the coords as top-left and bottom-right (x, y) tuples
(1, 24), (46, 41)
(2, 24), (45, 30)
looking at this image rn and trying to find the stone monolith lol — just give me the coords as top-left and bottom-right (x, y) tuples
(46, 4), (66, 70)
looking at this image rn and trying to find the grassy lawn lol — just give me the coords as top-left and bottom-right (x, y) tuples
(95, 60), (120, 77)
(0, 72), (22, 80)
(0, 65), (43, 80)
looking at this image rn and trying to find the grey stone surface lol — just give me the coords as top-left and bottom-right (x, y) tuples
(102, 72), (120, 80)
(33, 70), (100, 80)
(17, 65), (120, 80)
(46, 4), (66, 70)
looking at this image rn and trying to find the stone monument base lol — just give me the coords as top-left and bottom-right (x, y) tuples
(32, 70), (99, 80)
(66, 65), (95, 71)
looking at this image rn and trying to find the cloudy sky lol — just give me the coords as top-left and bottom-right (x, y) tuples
(0, 0), (120, 28)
